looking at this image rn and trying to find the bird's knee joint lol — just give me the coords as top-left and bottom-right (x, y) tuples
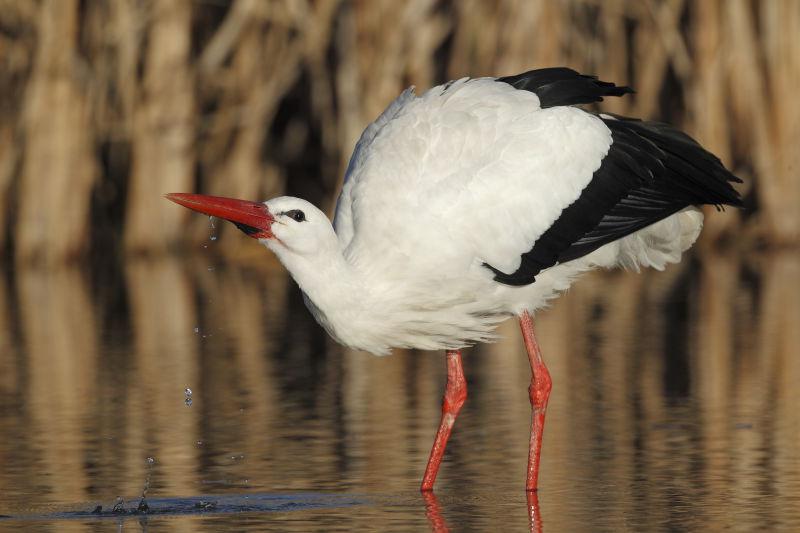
(442, 386), (467, 415)
(528, 378), (552, 409)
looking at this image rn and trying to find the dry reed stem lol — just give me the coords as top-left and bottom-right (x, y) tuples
(0, 127), (17, 251)
(15, 0), (97, 264)
(1, 0), (798, 262)
(124, 0), (195, 253)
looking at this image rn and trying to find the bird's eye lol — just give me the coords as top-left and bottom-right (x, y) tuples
(284, 209), (306, 222)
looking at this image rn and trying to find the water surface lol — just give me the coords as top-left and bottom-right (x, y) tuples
(1, 250), (798, 531)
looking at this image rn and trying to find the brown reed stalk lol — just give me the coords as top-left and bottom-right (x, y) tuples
(14, 0), (97, 264)
(1, 0), (797, 262)
(123, 0), (195, 254)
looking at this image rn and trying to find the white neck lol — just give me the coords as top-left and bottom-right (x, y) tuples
(265, 237), (368, 344)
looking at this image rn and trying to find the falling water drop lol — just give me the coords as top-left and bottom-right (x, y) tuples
(208, 216), (218, 242)
(185, 387), (193, 407)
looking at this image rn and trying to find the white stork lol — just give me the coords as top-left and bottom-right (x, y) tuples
(166, 67), (742, 492)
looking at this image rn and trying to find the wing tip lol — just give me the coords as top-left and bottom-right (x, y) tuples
(483, 262), (537, 287)
(497, 67), (635, 108)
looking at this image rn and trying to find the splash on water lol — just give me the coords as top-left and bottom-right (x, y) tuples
(137, 457), (155, 513)
(82, 457), (156, 517)
(111, 496), (125, 514)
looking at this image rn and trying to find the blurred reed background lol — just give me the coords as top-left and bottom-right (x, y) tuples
(1, 0), (799, 265)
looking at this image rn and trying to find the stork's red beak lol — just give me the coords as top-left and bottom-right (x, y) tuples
(165, 193), (275, 239)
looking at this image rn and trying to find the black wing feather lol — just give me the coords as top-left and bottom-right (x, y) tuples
(497, 67), (634, 108)
(487, 114), (743, 286)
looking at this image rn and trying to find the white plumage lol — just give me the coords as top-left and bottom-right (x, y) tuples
(166, 67), (742, 492)
(256, 78), (705, 355)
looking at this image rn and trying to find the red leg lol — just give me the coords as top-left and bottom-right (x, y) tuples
(421, 349), (467, 492)
(519, 311), (552, 492)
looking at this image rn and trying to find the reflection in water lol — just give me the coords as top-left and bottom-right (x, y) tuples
(527, 491), (543, 533)
(423, 491), (450, 532)
(13, 267), (98, 507)
(0, 251), (799, 531)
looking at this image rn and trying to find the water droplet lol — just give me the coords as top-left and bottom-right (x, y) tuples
(194, 327), (200, 334)
(185, 387), (193, 407)
(146, 457), (155, 466)
(208, 216), (218, 242)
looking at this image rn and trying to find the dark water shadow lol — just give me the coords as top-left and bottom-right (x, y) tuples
(0, 492), (364, 522)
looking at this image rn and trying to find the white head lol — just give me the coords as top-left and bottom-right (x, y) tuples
(260, 197), (338, 257)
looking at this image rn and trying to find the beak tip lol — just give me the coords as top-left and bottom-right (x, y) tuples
(162, 192), (274, 239)
(165, 193), (192, 208)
